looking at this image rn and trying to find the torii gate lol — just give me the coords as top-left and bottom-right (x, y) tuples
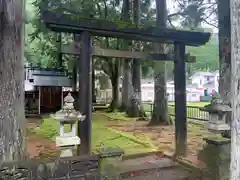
(41, 6), (210, 157)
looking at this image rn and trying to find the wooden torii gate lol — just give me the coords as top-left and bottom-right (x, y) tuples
(41, 7), (211, 157)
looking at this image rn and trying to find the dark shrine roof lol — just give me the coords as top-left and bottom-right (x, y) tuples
(41, 10), (210, 46)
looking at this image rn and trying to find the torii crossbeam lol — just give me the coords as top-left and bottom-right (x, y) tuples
(61, 42), (196, 63)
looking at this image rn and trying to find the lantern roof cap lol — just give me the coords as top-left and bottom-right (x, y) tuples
(200, 97), (232, 113)
(64, 92), (74, 103)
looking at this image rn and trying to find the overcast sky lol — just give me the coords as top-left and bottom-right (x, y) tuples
(154, 0), (218, 33)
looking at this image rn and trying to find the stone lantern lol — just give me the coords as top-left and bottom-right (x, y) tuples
(200, 97), (231, 135)
(51, 92), (86, 157)
(199, 97), (232, 180)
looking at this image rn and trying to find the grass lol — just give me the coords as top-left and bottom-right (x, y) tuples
(168, 102), (210, 107)
(34, 102), (210, 156)
(35, 113), (155, 155)
(203, 135), (230, 142)
(105, 112), (138, 121)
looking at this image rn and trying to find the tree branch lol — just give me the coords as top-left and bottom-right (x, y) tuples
(167, 12), (186, 19)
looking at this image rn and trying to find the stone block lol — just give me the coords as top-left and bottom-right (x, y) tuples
(99, 147), (125, 178)
(198, 136), (230, 180)
(60, 147), (74, 157)
(56, 136), (80, 147)
(208, 123), (230, 131)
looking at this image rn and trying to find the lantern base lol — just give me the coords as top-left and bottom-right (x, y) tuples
(60, 146), (75, 157)
(208, 123), (230, 132)
(198, 136), (230, 180)
(56, 136), (80, 147)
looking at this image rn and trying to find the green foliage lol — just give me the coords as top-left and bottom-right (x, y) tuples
(106, 112), (137, 121)
(25, 0), (58, 67)
(25, 0), (219, 78)
(187, 35), (219, 74)
(35, 118), (60, 140)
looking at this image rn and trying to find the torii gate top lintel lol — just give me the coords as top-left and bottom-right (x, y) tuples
(41, 10), (211, 47)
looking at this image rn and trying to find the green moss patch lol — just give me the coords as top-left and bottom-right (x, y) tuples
(34, 113), (155, 155)
(106, 112), (137, 121)
(203, 136), (230, 143)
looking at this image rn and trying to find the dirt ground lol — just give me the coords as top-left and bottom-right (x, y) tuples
(27, 117), (60, 159)
(26, 115), (210, 167)
(108, 120), (211, 167)
(24, 114), (211, 180)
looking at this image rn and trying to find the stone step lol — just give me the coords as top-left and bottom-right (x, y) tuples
(119, 157), (178, 173)
(121, 167), (195, 180)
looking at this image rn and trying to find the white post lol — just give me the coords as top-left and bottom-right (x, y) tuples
(230, 0), (240, 179)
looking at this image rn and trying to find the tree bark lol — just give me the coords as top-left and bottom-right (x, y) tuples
(57, 33), (63, 68)
(72, 59), (77, 92)
(150, 0), (171, 125)
(92, 66), (96, 103)
(0, 0), (26, 162)
(218, 0), (231, 100)
(127, 0), (141, 117)
(122, 60), (132, 110)
(126, 0), (147, 118)
(230, 0), (240, 179)
(120, 0), (131, 111)
(73, 34), (80, 109)
(109, 51), (120, 111)
(110, 73), (120, 111)
(218, 0), (231, 138)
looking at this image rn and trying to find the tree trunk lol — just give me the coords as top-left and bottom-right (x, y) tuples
(126, 0), (147, 118)
(230, 1), (240, 179)
(0, 0), (26, 161)
(150, 0), (171, 125)
(72, 59), (77, 92)
(72, 58), (78, 109)
(218, 0), (231, 138)
(125, 71), (135, 116)
(109, 56), (120, 111)
(92, 66), (96, 103)
(57, 33), (63, 68)
(110, 74), (120, 111)
(120, 0), (131, 111)
(121, 59), (132, 109)
(73, 34), (80, 109)
(127, 0), (141, 117)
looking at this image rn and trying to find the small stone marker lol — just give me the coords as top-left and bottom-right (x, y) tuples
(99, 147), (124, 179)
(51, 92), (85, 157)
